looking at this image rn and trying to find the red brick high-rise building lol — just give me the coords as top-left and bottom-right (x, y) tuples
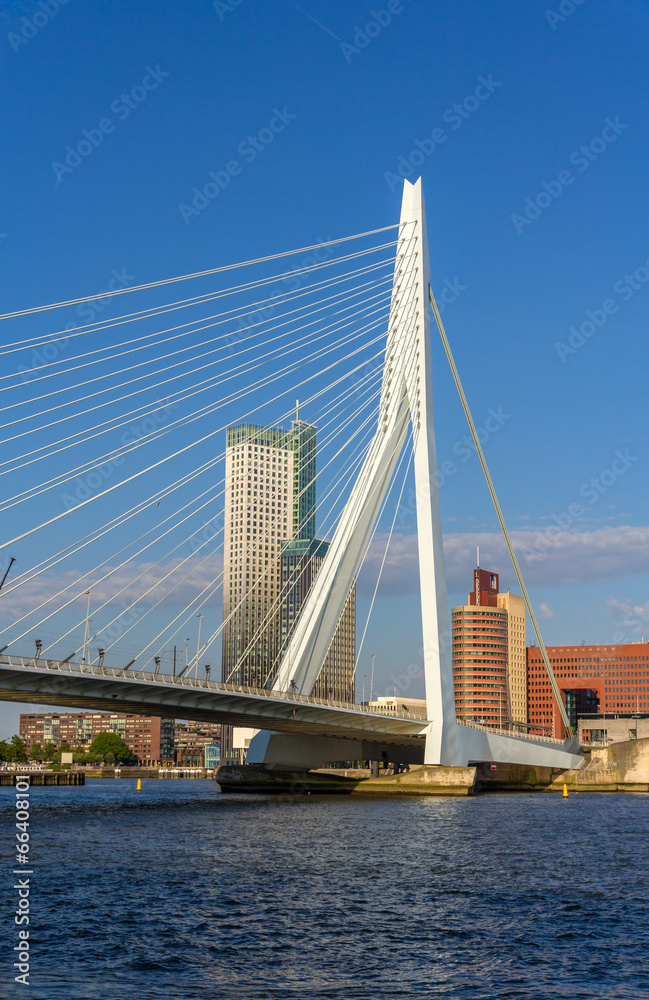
(452, 567), (526, 729)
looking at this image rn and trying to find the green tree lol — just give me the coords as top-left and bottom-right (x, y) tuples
(59, 742), (71, 753)
(43, 742), (58, 762)
(89, 732), (133, 764)
(29, 742), (44, 761)
(73, 749), (87, 765)
(0, 739), (10, 762)
(9, 735), (27, 763)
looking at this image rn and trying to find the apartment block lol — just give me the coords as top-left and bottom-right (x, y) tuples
(19, 711), (175, 764)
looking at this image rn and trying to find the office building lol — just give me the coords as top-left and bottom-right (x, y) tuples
(497, 589), (527, 728)
(527, 640), (649, 738)
(221, 419), (317, 689)
(221, 418), (355, 703)
(19, 711), (175, 765)
(452, 567), (527, 729)
(204, 743), (221, 769)
(280, 538), (355, 702)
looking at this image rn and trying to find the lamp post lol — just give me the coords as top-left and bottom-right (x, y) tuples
(195, 615), (204, 677)
(82, 590), (93, 666)
(370, 653), (376, 703)
(362, 673), (367, 705)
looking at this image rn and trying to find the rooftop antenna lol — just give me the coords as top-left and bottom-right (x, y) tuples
(477, 545), (479, 569)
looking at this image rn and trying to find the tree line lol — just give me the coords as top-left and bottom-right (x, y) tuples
(0, 732), (135, 765)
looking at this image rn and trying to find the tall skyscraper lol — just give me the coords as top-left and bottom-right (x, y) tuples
(221, 418), (354, 701)
(452, 567), (526, 730)
(222, 420), (315, 688)
(497, 589), (526, 729)
(280, 538), (356, 702)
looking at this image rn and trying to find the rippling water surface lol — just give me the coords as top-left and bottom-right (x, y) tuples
(1, 779), (648, 999)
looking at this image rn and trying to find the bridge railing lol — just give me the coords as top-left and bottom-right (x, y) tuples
(0, 654), (427, 723)
(458, 719), (566, 744)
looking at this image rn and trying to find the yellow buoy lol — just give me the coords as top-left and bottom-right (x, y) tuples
(562, 783), (568, 798)
(136, 778), (141, 791)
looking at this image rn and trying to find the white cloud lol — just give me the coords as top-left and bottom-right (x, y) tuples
(359, 524), (649, 596)
(539, 603), (554, 619)
(0, 554), (224, 624)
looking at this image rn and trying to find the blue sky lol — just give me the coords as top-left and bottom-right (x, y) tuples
(1, 0), (649, 730)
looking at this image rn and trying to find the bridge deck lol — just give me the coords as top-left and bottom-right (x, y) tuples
(0, 655), (429, 749)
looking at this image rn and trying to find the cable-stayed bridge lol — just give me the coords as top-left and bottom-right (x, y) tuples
(0, 179), (584, 771)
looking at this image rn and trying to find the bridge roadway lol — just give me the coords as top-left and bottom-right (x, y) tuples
(0, 654), (427, 750)
(0, 654), (580, 766)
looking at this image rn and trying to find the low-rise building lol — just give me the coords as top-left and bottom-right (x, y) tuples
(527, 640), (649, 737)
(578, 715), (649, 746)
(368, 696), (427, 718)
(19, 711), (174, 765)
(174, 721), (221, 766)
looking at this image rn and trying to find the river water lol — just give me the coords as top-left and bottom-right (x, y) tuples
(1, 779), (648, 999)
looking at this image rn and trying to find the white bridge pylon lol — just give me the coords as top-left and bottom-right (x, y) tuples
(248, 178), (583, 770)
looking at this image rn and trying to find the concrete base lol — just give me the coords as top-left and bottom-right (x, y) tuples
(217, 763), (477, 796)
(475, 737), (649, 792)
(547, 737), (649, 792)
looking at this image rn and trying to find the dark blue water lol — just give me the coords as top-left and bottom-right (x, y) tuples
(1, 779), (648, 999)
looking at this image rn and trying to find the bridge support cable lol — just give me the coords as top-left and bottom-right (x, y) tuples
(0, 321), (390, 600)
(354, 446), (414, 679)
(5, 359), (385, 667)
(0, 261), (399, 438)
(0, 224), (404, 325)
(0, 287), (394, 480)
(0, 347), (387, 607)
(71, 374), (384, 669)
(0, 248), (404, 397)
(0, 238), (406, 365)
(428, 285), (573, 737)
(0, 318), (390, 542)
